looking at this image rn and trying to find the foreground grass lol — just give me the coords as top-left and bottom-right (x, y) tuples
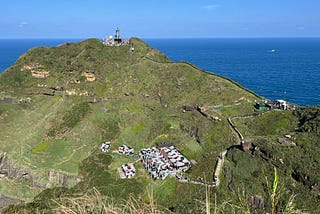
(4, 188), (170, 214)
(53, 188), (169, 214)
(0, 178), (40, 203)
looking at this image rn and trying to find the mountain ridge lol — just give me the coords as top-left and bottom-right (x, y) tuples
(0, 38), (319, 213)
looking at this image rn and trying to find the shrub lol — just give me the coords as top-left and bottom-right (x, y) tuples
(47, 102), (90, 137)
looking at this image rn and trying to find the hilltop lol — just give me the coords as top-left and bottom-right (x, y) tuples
(0, 38), (319, 213)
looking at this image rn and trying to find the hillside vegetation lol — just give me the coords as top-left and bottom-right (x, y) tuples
(0, 38), (319, 213)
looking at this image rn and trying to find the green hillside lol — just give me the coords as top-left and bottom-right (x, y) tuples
(0, 38), (319, 213)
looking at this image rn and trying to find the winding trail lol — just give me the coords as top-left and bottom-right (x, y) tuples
(123, 56), (267, 187)
(176, 109), (273, 187)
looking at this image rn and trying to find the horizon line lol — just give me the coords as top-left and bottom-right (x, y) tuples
(1, 36), (320, 40)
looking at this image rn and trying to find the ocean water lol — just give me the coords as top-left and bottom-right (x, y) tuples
(0, 39), (81, 73)
(146, 38), (320, 106)
(1, 38), (320, 106)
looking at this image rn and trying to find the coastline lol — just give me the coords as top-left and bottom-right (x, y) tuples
(1, 38), (320, 106)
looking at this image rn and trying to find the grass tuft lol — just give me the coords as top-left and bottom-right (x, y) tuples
(32, 142), (49, 154)
(53, 187), (169, 214)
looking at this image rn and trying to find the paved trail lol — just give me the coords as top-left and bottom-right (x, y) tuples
(176, 109), (272, 187)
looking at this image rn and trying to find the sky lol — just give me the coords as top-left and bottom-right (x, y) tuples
(1, 0), (320, 39)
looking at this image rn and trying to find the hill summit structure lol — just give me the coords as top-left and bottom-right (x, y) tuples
(103, 27), (130, 46)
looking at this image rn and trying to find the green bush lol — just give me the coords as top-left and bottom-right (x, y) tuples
(31, 142), (49, 154)
(62, 102), (90, 128)
(47, 102), (90, 137)
(294, 106), (320, 133)
(100, 114), (120, 140)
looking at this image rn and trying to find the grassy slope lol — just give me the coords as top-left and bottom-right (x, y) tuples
(232, 111), (320, 210)
(0, 38), (319, 213)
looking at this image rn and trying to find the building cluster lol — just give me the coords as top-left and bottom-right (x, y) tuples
(138, 146), (191, 180)
(100, 141), (191, 180)
(120, 163), (136, 179)
(255, 99), (288, 111)
(100, 142), (111, 152)
(103, 27), (130, 46)
(118, 145), (135, 156)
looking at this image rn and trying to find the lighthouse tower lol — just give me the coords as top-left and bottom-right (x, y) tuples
(114, 27), (122, 44)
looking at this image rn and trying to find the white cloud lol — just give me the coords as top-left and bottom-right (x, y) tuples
(18, 21), (28, 27)
(203, 4), (219, 10)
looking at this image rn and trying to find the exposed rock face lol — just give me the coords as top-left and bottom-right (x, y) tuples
(124, 92), (134, 96)
(0, 98), (14, 104)
(21, 63), (50, 78)
(247, 195), (264, 209)
(31, 70), (50, 78)
(0, 153), (80, 189)
(182, 105), (195, 112)
(65, 89), (89, 96)
(49, 86), (65, 91)
(196, 106), (221, 121)
(82, 72), (96, 81)
(0, 153), (31, 184)
(156, 142), (173, 148)
(21, 63), (41, 71)
(0, 98), (32, 104)
(180, 125), (201, 144)
(18, 97), (32, 103)
(242, 138), (253, 152)
(46, 171), (80, 188)
(278, 137), (296, 146)
(291, 169), (317, 189)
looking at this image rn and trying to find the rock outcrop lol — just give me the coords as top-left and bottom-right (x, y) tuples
(0, 153), (79, 189)
(82, 72), (96, 81)
(0, 153), (31, 183)
(196, 106), (221, 121)
(21, 63), (50, 78)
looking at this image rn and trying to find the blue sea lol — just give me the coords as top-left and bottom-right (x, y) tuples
(0, 39), (81, 73)
(1, 38), (320, 106)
